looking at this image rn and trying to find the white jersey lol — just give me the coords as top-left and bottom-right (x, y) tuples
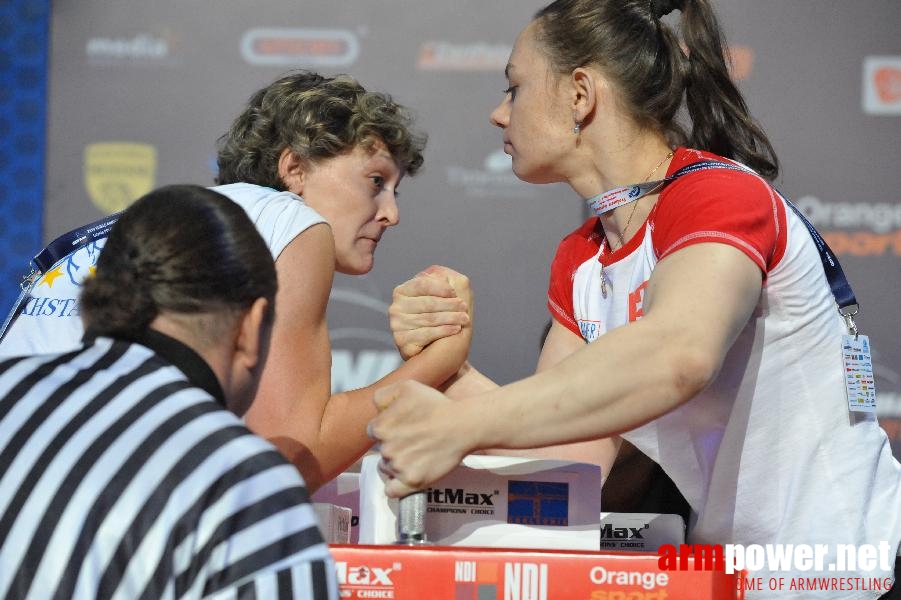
(548, 148), (901, 598)
(0, 184), (325, 359)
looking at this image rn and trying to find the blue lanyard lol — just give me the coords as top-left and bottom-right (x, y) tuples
(0, 211), (122, 344)
(586, 159), (860, 331)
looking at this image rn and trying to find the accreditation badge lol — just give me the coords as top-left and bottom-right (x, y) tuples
(842, 334), (876, 413)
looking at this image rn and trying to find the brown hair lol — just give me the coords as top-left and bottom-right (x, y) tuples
(534, 0), (779, 180)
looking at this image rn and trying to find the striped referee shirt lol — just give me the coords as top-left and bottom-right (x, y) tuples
(0, 331), (338, 599)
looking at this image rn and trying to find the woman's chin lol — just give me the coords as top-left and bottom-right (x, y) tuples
(335, 256), (374, 277)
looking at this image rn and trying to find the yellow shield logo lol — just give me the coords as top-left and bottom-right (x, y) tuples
(84, 142), (157, 213)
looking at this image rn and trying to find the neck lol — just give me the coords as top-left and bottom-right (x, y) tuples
(591, 143), (675, 251)
(569, 132), (673, 199)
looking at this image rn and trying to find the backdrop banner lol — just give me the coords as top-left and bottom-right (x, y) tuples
(26, 1), (901, 459)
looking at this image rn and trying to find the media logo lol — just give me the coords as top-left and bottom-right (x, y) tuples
(241, 28), (359, 67)
(417, 41), (511, 71)
(507, 481), (568, 526)
(83, 142), (157, 214)
(85, 33), (174, 66)
(863, 56), (901, 115)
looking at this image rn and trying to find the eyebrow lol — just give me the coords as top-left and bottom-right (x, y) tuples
(504, 63), (513, 80)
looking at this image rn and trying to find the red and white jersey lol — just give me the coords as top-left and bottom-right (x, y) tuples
(548, 148), (901, 596)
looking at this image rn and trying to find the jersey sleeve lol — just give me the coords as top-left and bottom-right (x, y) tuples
(547, 220), (599, 339)
(651, 168), (787, 275)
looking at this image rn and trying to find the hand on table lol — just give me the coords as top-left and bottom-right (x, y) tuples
(368, 380), (474, 498)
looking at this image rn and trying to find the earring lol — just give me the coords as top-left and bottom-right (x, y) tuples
(573, 121), (582, 135)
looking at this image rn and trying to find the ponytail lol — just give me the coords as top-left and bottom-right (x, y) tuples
(680, 0), (779, 179)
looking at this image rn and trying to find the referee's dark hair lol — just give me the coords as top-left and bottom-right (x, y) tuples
(80, 184), (277, 343)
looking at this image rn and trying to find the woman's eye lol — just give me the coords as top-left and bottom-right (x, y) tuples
(503, 85), (518, 100)
(371, 176), (385, 189)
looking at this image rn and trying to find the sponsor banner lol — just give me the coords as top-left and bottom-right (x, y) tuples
(862, 56), (901, 115)
(330, 544), (742, 599)
(240, 27), (359, 67)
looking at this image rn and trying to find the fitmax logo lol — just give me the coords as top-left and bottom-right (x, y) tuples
(427, 487), (496, 506)
(600, 523), (648, 540)
(334, 562), (395, 586)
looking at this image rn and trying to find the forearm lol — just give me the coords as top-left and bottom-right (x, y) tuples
(440, 361), (497, 397)
(464, 318), (714, 452)
(315, 332), (472, 487)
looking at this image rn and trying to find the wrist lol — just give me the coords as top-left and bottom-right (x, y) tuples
(439, 360), (473, 392)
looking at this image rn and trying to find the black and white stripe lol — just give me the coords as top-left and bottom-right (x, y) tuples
(0, 337), (337, 600)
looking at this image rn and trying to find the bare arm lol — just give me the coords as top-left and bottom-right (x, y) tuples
(480, 320), (620, 479)
(243, 224), (336, 491)
(387, 265), (618, 472)
(372, 242), (763, 497)
(246, 235), (474, 493)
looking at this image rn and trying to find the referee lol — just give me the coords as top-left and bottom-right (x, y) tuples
(0, 185), (337, 599)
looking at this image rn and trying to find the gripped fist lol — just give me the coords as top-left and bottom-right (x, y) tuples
(389, 265), (472, 360)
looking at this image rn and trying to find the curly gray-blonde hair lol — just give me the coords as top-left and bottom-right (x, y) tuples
(215, 71), (426, 189)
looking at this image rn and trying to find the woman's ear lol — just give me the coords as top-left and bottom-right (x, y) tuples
(234, 297), (271, 373)
(570, 67), (600, 127)
(277, 147), (306, 195)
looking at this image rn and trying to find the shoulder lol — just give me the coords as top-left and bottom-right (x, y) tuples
(211, 183), (328, 259)
(554, 217), (603, 266)
(660, 148), (778, 211)
(651, 148), (787, 270)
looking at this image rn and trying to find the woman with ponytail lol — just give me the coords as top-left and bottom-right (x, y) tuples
(372, 1), (901, 596)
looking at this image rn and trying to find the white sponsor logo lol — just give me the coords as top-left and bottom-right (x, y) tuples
(504, 563), (548, 600)
(447, 150), (537, 198)
(794, 195), (901, 234)
(85, 33), (170, 62)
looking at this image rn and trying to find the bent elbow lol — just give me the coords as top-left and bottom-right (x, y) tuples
(668, 346), (721, 401)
